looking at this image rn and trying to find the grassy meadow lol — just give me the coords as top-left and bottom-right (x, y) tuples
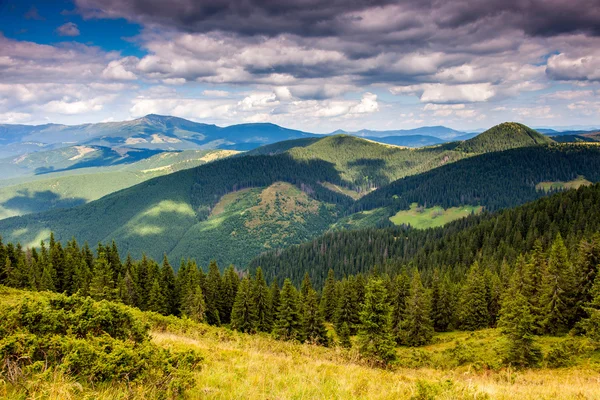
(536, 176), (593, 193)
(2, 286), (600, 400)
(389, 203), (483, 229)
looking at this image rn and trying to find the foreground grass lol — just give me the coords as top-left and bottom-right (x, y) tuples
(390, 203), (483, 229)
(2, 286), (600, 399)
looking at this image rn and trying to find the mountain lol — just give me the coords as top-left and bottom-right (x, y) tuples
(0, 114), (317, 158)
(363, 135), (445, 147)
(249, 182), (600, 289)
(553, 131), (600, 143)
(0, 122), (592, 268)
(334, 126), (467, 139)
(455, 122), (553, 153)
(0, 149), (238, 220)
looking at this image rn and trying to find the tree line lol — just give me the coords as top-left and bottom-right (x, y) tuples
(1, 228), (600, 366)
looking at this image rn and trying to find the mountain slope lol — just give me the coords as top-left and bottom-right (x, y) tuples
(250, 182), (600, 288)
(456, 122), (553, 153)
(0, 114), (317, 158)
(0, 149), (238, 219)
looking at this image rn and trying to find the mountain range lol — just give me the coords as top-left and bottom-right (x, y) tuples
(2, 121), (599, 269)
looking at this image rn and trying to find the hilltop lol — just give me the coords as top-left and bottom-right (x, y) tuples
(456, 122), (553, 153)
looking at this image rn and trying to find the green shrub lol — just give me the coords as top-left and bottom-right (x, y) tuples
(0, 293), (203, 397)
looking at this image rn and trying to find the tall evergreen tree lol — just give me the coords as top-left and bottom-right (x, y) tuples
(401, 271), (434, 346)
(222, 265), (240, 324)
(302, 288), (329, 345)
(231, 278), (258, 333)
(300, 272), (313, 300)
(541, 234), (575, 334)
(268, 278), (281, 325)
(253, 267), (271, 332)
(89, 254), (114, 301)
(320, 269), (337, 321)
(205, 260), (224, 325)
(183, 284), (206, 323)
(357, 278), (397, 367)
(161, 255), (178, 315)
(390, 271), (410, 342)
(273, 279), (303, 341)
(458, 262), (489, 331)
(147, 278), (167, 314)
(335, 277), (360, 335)
(498, 270), (542, 367)
(431, 272), (454, 332)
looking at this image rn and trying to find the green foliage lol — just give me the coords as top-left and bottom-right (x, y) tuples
(458, 263), (489, 331)
(231, 278), (258, 333)
(273, 279), (303, 341)
(0, 293), (202, 396)
(357, 279), (397, 367)
(456, 122), (553, 154)
(401, 271), (434, 346)
(302, 288), (329, 346)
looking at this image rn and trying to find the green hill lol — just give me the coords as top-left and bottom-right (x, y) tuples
(250, 182), (600, 289)
(456, 122), (553, 153)
(0, 149), (238, 220)
(0, 126), (586, 269)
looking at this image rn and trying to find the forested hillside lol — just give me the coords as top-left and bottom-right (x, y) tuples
(251, 183), (600, 288)
(0, 124), (597, 269)
(455, 122), (553, 153)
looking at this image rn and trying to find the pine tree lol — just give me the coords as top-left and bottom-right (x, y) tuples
(222, 265), (240, 324)
(89, 254), (114, 301)
(300, 272), (313, 300)
(160, 255), (178, 315)
(498, 270), (542, 367)
(431, 272), (453, 332)
(357, 278), (397, 367)
(458, 262), (489, 331)
(183, 284), (206, 323)
(541, 234), (575, 334)
(273, 279), (303, 341)
(335, 277), (360, 335)
(253, 267), (271, 332)
(39, 262), (57, 292)
(205, 260), (223, 325)
(302, 288), (328, 345)
(390, 272), (410, 342)
(269, 278), (281, 324)
(147, 277), (167, 314)
(320, 269), (337, 321)
(573, 234), (600, 322)
(231, 278), (258, 333)
(401, 271), (434, 346)
(337, 321), (352, 348)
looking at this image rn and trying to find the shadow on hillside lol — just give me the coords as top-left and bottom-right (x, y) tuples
(347, 158), (390, 188)
(1, 189), (87, 215)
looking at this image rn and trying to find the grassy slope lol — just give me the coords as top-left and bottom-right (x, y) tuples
(2, 286), (599, 400)
(0, 150), (238, 220)
(536, 175), (593, 192)
(389, 203), (483, 229)
(456, 122), (553, 153)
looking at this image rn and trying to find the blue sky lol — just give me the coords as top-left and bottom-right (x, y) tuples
(0, 0), (599, 132)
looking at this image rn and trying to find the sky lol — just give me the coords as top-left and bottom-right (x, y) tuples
(0, 0), (599, 133)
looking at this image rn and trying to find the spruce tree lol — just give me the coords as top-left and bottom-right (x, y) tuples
(300, 272), (313, 300)
(160, 255), (178, 315)
(147, 278), (167, 314)
(183, 284), (207, 323)
(269, 278), (281, 324)
(335, 277), (360, 335)
(320, 269), (337, 321)
(231, 278), (258, 333)
(205, 260), (223, 325)
(390, 272), (410, 342)
(337, 321), (352, 348)
(541, 234), (575, 334)
(498, 270), (542, 367)
(431, 272), (453, 332)
(222, 265), (240, 324)
(302, 288), (328, 345)
(357, 278), (397, 367)
(89, 254), (114, 301)
(401, 271), (434, 346)
(253, 267), (271, 332)
(273, 279), (303, 341)
(458, 262), (489, 331)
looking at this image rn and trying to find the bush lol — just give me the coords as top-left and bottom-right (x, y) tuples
(0, 293), (203, 397)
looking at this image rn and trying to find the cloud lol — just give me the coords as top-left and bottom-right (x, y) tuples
(56, 22), (81, 37)
(102, 58), (138, 80)
(392, 83), (495, 104)
(546, 53), (600, 82)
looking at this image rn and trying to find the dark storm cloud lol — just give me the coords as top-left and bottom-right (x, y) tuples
(75, 0), (600, 38)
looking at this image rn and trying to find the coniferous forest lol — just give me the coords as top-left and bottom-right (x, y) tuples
(3, 184), (600, 372)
